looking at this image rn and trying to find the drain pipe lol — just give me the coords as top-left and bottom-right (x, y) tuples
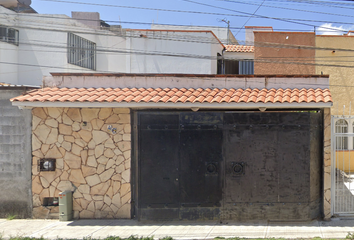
(221, 47), (226, 74)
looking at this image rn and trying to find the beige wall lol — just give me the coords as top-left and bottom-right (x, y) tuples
(31, 107), (131, 219)
(323, 108), (331, 219)
(254, 32), (316, 75)
(316, 36), (354, 115)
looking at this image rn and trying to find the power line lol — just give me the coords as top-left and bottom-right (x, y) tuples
(0, 11), (350, 56)
(218, 0), (354, 19)
(4, 20), (354, 59)
(39, 0), (354, 31)
(234, 0), (266, 37)
(0, 6), (346, 33)
(12, 24), (354, 54)
(0, 1), (352, 39)
(0, 11), (317, 33)
(38, 0), (251, 19)
(253, 0), (354, 7)
(0, 6), (353, 75)
(182, 0), (321, 28)
(11, 37), (354, 62)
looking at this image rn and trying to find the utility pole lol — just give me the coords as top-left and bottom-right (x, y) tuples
(221, 19), (230, 45)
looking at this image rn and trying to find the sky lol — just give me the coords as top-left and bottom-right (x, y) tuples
(29, 0), (354, 43)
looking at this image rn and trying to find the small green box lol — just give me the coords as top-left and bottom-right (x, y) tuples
(59, 190), (73, 221)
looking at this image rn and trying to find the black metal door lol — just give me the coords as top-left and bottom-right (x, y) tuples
(139, 113), (180, 220)
(138, 112), (223, 220)
(222, 112), (316, 220)
(179, 113), (223, 220)
(136, 111), (322, 221)
(223, 113), (279, 204)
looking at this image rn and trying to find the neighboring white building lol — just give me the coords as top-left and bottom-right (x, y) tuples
(151, 23), (238, 45)
(0, 4), (225, 86)
(0, 5), (127, 86)
(125, 29), (224, 74)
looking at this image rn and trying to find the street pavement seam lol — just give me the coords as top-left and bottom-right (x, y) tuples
(204, 222), (217, 239)
(318, 221), (324, 238)
(84, 224), (111, 239)
(147, 221), (170, 238)
(28, 221), (63, 238)
(264, 221), (270, 238)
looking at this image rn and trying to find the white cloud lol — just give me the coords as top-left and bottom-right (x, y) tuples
(317, 23), (352, 35)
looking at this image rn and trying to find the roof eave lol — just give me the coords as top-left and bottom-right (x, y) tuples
(12, 101), (332, 109)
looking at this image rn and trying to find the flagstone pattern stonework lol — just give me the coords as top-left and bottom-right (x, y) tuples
(31, 107), (131, 219)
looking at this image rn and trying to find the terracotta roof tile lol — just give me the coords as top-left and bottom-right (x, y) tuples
(225, 45), (255, 53)
(168, 96), (179, 103)
(10, 87), (332, 105)
(178, 96), (188, 103)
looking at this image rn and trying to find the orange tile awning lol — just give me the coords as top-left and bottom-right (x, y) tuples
(225, 45), (254, 53)
(10, 87), (332, 104)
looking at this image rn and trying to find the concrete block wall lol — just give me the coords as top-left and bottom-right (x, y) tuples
(0, 89), (32, 218)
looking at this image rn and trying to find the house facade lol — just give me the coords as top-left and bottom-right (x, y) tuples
(11, 73), (332, 220)
(0, 3), (229, 219)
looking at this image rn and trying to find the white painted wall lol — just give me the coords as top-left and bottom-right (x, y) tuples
(223, 51), (254, 60)
(151, 24), (238, 45)
(0, 6), (225, 86)
(127, 30), (223, 74)
(0, 42), (18, 83)
(0, 6), (18, 84)
(43, 74), (330, 90)
(0, 7), (127, 86)
(16, 12), (127, 86)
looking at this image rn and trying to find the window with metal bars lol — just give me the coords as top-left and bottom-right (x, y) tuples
(336, 119), (348, 150)
(0, 26), (19, 46)
(67, 32), (96, 70)
(223, 59), (254, 75)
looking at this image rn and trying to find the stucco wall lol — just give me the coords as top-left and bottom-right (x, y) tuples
(0, 42), (18, 84)
(127, 31), (223, 74)
(31, 107), (131, 219)
(316, 36), (354, 115)
(17, 17), (127, 87)
(0, 89), (32, 218)
(0, 6), (127, 86)
(254, 32), (316, 75)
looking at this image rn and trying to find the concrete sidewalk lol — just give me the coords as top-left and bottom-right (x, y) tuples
(1, 218), (354, 239)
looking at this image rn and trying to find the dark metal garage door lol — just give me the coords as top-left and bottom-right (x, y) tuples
(134, 111), (322, 221)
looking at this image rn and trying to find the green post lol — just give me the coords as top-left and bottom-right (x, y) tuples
(59, 190), (73, 221)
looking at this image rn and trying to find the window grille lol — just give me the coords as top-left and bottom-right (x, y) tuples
(239, 60), (254, 75)
(67, 33), (96, 70)
(0, 26), (19, 46)
(336, 119), (348, 150)
(223, 59), (254, 75)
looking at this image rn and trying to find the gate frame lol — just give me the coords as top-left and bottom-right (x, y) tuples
(133, 109), (329, 221)
(331, 114), (354, 216)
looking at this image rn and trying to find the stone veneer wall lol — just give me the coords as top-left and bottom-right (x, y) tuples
(323, 108), (331, 219)
(31, 107), (131, 219)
